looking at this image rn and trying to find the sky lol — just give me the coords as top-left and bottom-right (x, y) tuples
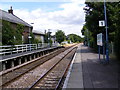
(0, 0), (86, 36)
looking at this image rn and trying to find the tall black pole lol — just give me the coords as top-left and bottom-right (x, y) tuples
(104, 0), (109, 63)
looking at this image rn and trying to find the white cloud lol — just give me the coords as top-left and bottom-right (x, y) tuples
(0, 3), (11, 10)
(13, 2), (85, 36)
(70, 0), (85, 4)
(48, 3), (85, 25)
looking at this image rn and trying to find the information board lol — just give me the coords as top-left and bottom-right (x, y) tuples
(97, 33), (103, 46)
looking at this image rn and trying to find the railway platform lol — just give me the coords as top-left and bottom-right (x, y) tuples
(63, 43), (119, 89)
(0, 46), (62, 71)
(1, 46), (60, 60)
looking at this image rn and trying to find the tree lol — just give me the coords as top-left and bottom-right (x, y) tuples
(83, 1), (120, 59)
(113, 3), (120, 59)
(2, 20), (15, 45)
(67, 34), (81, 43)
(81, 24), (94, 47)
(83, 2), (118, 49)
(14, 24), (24, 44)
(33, 38), (41, 44)
(44, 33), (48, 43)
(55, 30), (65, 44)
(83, 2), (105, 50)
(44, 31), (52, 44)
(2, 20), (25, 45)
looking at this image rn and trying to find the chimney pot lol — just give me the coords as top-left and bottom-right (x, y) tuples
(8, 6), (13, 14)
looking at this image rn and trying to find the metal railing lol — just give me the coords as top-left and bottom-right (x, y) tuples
(0, 43), (58, 56)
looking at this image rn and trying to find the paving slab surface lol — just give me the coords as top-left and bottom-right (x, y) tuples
(63, 44), (119, 89)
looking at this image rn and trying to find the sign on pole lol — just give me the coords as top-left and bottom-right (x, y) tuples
(99, 20), (105, 27)
(97, 33), (103, 46)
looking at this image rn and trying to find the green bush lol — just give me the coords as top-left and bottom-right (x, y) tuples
(114, 28), (120, 59)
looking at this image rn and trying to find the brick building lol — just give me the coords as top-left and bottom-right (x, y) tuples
(0, 7), (33, 44)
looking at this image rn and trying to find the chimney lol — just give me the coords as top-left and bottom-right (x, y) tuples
(8, 6), (13, 14)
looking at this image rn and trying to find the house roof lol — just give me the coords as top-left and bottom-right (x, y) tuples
(33, 30), (45, 36)
(33, 30), (55, 38)
(0, 9), (32, 27)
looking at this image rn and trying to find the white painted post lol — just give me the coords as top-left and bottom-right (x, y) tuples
(25, 57), (27, 62)
(34, 54), (36, 59)
(11, 60), (14, 68)
(29, 55), (32, 61)
(11, 46), (12, 55)
(26, 45), (27, 52)
(2, 62), (6, 70)
(36, 44), (37, 50)
(18, 58), (21, 65)
(29, 44), (32, 51)
(22, 45), (23, 52)
(17, 46), (18, 53)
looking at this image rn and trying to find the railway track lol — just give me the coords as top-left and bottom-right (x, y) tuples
(1, 45), (78, 89)
(29, 47), (77, 89)
(1, 47), (66, 86)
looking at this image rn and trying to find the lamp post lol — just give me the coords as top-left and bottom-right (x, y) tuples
(48, 29), (52, 47)
(28, 23), (34, 51)
(104, 0), (109, 63)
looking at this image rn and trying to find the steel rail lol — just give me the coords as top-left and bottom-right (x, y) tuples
(55, 48), (77, 90)
(28, 46), (77, 89)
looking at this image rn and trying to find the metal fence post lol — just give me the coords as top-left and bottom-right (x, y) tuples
(17, 46), (18, 53)
(104, 0), (109, 63)
(22, 45), (23, 52)
(36, 44), (37, 50)
(26, 45), (27, 52)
